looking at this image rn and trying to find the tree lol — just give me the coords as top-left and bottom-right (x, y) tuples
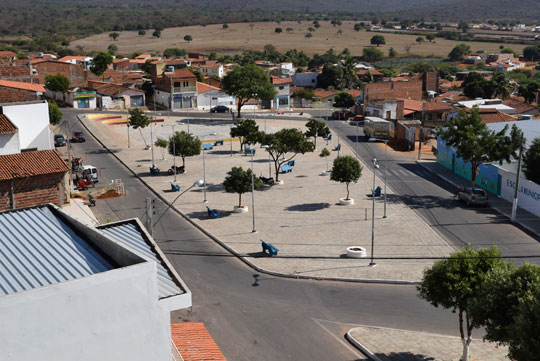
(458, 20), (469, 33)
(523, 137), (540, 183)
(370, 35), (386, 47)
(506, 283), (540, 361)
(259, 128), (314, 181)
(362, 47), (384, 63)
(128, 108), (150, 147)
(294, 88), (315, 100)
(307, 27), (315, 32)
(305, 33), (313, 39)
(340, 56), (359, 89)
(313, 20), (320, 28)
(168, 130), (202, 169)
(107, 44), (118, 55)
(416, 36), (424, 43)
(152, 29), (161, 38)
(90, 52), (113, 79)
(48, 101), (62, 125)
(518, 79), (540, 103)
(330, 156), (362, 200)
(333, 91), (355, 110)
(319, 148), (331, 171)
(223, 167), (262, 208)
(317, 64), (342, 89)
(492, 72), (511, 100)
(388, 47), (397, 58)
(45, 73), (69, 103)
(230, 118), (260, 151)
(500, 47), (516, 56)
(109, 32), (119, 41)
(417, 245), (506, 361)
(184, 35), (192, 43)
(438, 108), (522, 189)
(523, 45), (540, 61)
(448, 44), (471, 61)
(222, 23), (229, 29)
(138, 30), (146, 37)
(274, 27), (283, 34)
(155, 137), (168, 160)
(471, 263), (540, 361)
(305, 118), (330, 150)
(221, 64), (277, 118)
(426, 34), (435, 42)
(286, 27), (293, 33)
(354, 23), (362, 32)
(163, 48), (187, 58)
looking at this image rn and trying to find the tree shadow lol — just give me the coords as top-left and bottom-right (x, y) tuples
(87, 148), (120, 154)
(185, 209), (233, 220)
(285, 202), (331, 212)
(135, 159), (152, 162)
(209, 150), (236, 155)
(375, 351), (437, 361)
(191, 183), (224, 192)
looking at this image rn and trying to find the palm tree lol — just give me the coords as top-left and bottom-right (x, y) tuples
(341, 56), (358, 89)
(493, 72), (511, 100)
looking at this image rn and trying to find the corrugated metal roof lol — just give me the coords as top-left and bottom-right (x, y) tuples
(0, 207), (115, 296)
(99, 222), (183, 299)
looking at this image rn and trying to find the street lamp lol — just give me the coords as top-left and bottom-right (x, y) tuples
(162, 124), (177, 182)
(152, 179), (204, 227)
(127, 123), (131, 148)
(261, 145), (271, 178)
(370, 158), (380, 267)
(201, 132), (217, 203)
(383, 140), (388, 218)
(250, 149), (256, 233)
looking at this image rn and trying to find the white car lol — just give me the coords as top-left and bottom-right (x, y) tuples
(82, 165), (99, 183)
(457, 187), (489, 207)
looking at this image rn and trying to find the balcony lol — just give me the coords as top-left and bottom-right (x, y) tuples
(172, 86), (196, 93)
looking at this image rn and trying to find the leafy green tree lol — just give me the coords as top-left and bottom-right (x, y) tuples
(471, 263), (540, 361)
(223, 167), (262, 208)
(437, 63), (459, 80)
(48, 101), (62, 125)
(221, 63), (277, 118)
(330, 156), (362, 200)
(507, 283), (540, 361)
(230, 118), (260, 151)
(274, 27), (283, 34)
(259, 128), (314, 181)
(492, 72), (511, 100)
(155, 137), (168, 160)
(222, 23), (229, 29)
(354, 23), (362, 32)
(426, 34), (435, 42)
(333, 91), (355, 110)
(138, 30), (146, 37)
(448, 44), (471, 62)
(128, 108), (150, 147)
(317, 64), (342, 89)
(45, 73), (70, 103)
(320, 148), (331, 171)
(522, 45), (540, 61)
(518, 79), (540, 103)
(388, 47), (397, 58)
(370, 35), (386, 47)
(90, 52), (113, 79)
(416, 36), (425, 43)
(107, 44), (118, 55)
(458, 20), (469, 33)
(152, 29), (161, 38)
(438, 108), (522, 189)
(362, 47), (384, 63)
(294, 88), (315, 100)
(168, 130), (202, 169)
(313, 20), (320, 28)
(417, 245), (506, 361)
(340, 56), (359, 89)
(163, 48), (187, 58)
(109, 32), (119, 41)
(500, 47), (516, 56)
(406, 61), (435, 74)
(305, 33), (313, 39)
(305, 118), (330, 150)
(184, 34), (193, 43)
(523, 137), (540, 183)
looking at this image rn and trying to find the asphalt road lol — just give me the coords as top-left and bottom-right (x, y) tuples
(328, 120), (540, 265)
(60, 109), (458, 360)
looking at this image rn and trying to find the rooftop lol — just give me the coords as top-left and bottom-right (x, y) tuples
(0, 206), (116, 296)
(0, 79), (45, 93)
(171, 322), (226, 361)
(0, 150), (70, 181)
(0, 114), (17, 134)
(196, 82), (220, 94)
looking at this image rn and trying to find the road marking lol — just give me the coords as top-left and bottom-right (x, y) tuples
(310, 318), (363, 356)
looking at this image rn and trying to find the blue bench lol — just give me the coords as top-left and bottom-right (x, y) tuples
(261, 240), (278, 256)
(287, 160), (295, 167)
(203, 143), (213, 150)
(206, 206), (220, 218)
(170, 182), (180, 192)
(244, 148), (255, 156)
(214, 140), (224, 146)
(280, 164), (292, 173)
(333, 144), (341, 151)
(150, 166), (160, 176)
(372, 186), (381, 197)
(327, 134), (332, 141)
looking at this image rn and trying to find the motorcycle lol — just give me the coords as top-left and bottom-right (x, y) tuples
(167, 165), (185, 175)
(88, 193), (96, 207)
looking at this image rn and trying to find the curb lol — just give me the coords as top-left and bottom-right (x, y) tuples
(416, 160), (539, 239)
(76, 114), (417, 285)
(345, 330), (384, 361)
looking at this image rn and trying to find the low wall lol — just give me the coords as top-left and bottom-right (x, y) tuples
(498, 167), (540, 217)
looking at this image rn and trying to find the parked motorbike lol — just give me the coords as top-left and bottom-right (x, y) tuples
(167, 165), (185, 175)
(88, 194), (96, 207)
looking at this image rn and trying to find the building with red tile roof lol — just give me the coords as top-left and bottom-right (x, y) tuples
(0, 114), (17, 135)
(503, 96), (539, 115)
(466, 108), (519, 123)
(0, 79), (45, 102)
(171, 323), (227, 361)
(154, 69), (198, 109)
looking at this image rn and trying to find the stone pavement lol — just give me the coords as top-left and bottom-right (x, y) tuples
(347, 326), (508, 361)
(61, 198), (99, 226)
(78, 112), (455, 283)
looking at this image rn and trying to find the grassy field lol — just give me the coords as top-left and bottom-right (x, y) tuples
(71, 21), (527, 59)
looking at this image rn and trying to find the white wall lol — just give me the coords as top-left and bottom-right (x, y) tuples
(292, 73), (319, 87)
(2, 101), (54, 151)
(154, 89), (171, 109)
(0, 261), (172, 361)
(0, 132), (20, 155)
(197, 90), (235, 110)
(498, 167), (540, 217)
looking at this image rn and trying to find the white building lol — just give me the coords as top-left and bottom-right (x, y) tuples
(458, 99), (516, 114)
(278, 62), (295, 75)
(0, 100), (54, 153)
(196, 82), (235, 111)
(0, 205), (191, 361)
(291, 72), (320, 87)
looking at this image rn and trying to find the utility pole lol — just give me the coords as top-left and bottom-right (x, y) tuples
(511, 133), (525, 222)
(146, 198), (153, 236)
(417, 102), (424, 160)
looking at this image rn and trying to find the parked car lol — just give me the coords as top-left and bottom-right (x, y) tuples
(82, 165), (99, 183)
(331, 110), (353, 120)
(72, 131), (86, 143)
(457, 187), (489, 207)
(54, 134), (66, 147)
(210, 105), (230, 113)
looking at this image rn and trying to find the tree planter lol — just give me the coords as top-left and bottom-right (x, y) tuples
(234, 205), (248, 213)
(275, 180), (284, 185)
(346, 246), (366, 258)
(339, 198), (354, 205)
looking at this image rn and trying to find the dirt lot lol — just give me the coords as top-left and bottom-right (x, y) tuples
(71, 21), (527, 58)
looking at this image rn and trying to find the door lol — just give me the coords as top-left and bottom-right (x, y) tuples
(77, 98), (89, 108)
(173, 98), (182, 109)
(130, 95), (144, 107)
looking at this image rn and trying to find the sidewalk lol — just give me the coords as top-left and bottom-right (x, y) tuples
(346, 325), (508, 361)
(417, 159), (540, 238)
(78, 113), (456, 283)
(61, 198), (99, 226)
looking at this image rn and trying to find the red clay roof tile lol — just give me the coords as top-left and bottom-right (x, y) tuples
(0, 114), (17, 134)
(171, 322), (227, 361)
(0, 150), (69, 181)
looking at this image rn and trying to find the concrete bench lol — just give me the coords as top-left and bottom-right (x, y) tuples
(244, 148), (255, 156)
(261, 240), (278, 256)
(280, 164), (292, 173)
(214, 140), (224, 146)
(203, 143), (213, 150)
(333, 144), (341, 151)
(170, 182), (180, 192)
(206, 206), (220, 218)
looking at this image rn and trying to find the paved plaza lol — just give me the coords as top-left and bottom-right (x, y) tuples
(80, 112), (455, 282)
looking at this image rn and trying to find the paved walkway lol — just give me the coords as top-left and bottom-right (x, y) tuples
(61, 198), (99, 226)
(347, 326), (508, 361)
(79, 112), (455, 283)
(417, 160), (540, 238)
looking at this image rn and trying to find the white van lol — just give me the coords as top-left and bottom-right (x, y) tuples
(82, 165), (99, 183)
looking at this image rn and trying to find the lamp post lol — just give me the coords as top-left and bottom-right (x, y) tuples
(355, 121), (358, 160)
(261, 145), (271, 178)
(201, 132), (217, 203)
(250, 150), (256, 233)
(370, 158), (380, 267)
(152, 179), (204, 227)
(383, 140), (388, 218)
(127, 123), (131, 148)
(162, 124), (177, 182)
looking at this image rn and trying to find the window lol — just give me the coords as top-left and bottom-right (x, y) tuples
(174, 82), (180, 88)
(279, 98), (288, 105)
(183, 81), (189, 87)
(279, 86), (284, 90)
